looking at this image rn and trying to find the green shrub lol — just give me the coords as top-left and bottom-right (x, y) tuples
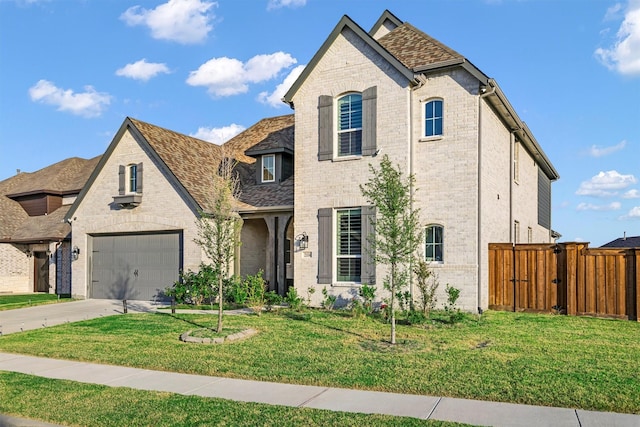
(444, 284), (463, 323)
(414, 259), (439, 316)
(359, 284), (376, 314)
(264, 291), (283, 312)
(165, 264), (217, 305)
(225, 275), (246, 305)
(285, 287), (302, 311)
(321, 287), (337, 310)
(244, 270), (266, 313)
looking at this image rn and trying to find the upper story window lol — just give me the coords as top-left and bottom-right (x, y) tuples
(318, 87), (376, 161)
(425, 224), (444, 263)
(424, 99), (443, 137)
(262, 154), (275, 183)
(337, 93), (362, 157)
(128, 164), (138, 193)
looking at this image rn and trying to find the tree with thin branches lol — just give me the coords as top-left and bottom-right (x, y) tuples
(194, 154), (243, 333)
(360, 155), (422, 344)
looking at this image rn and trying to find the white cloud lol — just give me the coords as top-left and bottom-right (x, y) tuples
(116, 59), (170, 81)
(623, 189), (640, 198)
(267, 0), (306, 10)
(587, 139), (627, 157)
(619, 206), (640, 219)
(258, 64), (305, 107)
(120, 0), (216, 44)
(576, 170), (637, 197)
(28, 79), (111, 118)
(576, 202), (622, 211)
(595, 0), (640, 76)
(187, 52), (297, 97)
(190, 123), (245, 144)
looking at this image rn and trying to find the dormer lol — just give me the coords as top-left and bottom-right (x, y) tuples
(245, 147), (293, 184)
(243, 124), (294, 184)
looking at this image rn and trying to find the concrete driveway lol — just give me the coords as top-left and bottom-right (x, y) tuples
(0, 299), (160, 336)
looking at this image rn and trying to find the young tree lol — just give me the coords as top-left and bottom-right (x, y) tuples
(194, 154), (243, 333)
(360, 155), (422, 344)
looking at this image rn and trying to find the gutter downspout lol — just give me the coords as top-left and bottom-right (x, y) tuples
(478, 82), (496, 313)
(510, 131), (515, 243)
(408, 83), (415, 302)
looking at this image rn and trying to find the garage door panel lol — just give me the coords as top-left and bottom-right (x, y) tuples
(91, 233), (181, 301)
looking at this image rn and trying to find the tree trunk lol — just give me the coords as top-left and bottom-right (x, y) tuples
(390, 263), (396, 345)
(216, 274), (223, 333)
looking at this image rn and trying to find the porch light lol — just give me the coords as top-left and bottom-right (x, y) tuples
(296, 232), (309, 250)
(72, 246), (80, 260)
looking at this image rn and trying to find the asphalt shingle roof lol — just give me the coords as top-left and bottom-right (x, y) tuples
(600, 236), (640, 248)
(0, 156), (99, 242)
(377, 22), (463, 70)
(128, 114), (294, 213)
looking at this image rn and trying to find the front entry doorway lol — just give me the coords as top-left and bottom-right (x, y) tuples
(34, 252), (49, 293)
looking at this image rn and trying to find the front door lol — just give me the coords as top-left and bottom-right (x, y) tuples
(34, 252), (49, 293)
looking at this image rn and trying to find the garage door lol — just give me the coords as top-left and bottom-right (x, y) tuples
(91, 232), (181, 301)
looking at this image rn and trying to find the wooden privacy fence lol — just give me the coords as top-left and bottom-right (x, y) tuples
(489, 242), (640, 321)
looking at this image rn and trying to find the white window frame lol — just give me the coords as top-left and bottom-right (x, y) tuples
(425, 224), (444, 263)
(127, 164), (138, 193)
(262, 154), (275, 183)
(335, 93), (363, 158)
(334, 208), (362, 284)
(514, 140), (520, 184)
(422, 98), (444, 140)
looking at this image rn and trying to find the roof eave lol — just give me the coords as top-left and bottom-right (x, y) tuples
(484, 79), (560, 181)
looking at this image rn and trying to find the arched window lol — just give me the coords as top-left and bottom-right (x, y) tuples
(424, 99), (443, 137)
(425, 224), (444, 262)
(337, 93), (362, 156)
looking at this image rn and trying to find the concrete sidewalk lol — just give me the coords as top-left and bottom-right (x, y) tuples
(1, 352), (638, 427)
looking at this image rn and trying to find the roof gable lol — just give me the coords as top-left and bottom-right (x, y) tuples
(369, 9), (403, 39)
(283, 13), (414, 105)
(224, 115), (294, 161)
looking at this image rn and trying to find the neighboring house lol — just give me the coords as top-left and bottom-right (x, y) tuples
(0, 157), (100, 294)
(282, 10), (559, 311)
(65, 115), (294, 301)
(600, 235), (640, 248)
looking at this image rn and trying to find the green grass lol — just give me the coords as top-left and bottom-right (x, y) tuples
(0, 293), (71, 311)
(0, 309), (639, 414)
(0, 371), (466, 427)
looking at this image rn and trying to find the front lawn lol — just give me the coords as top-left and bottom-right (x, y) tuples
(0, 371), (465, 427)
(0, 309), (638, 414)
(0, 293), (71, 311)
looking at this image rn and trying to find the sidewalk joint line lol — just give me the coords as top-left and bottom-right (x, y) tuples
(425, 396), (442, 420)
(297, 387), (330, 408)
(575, 409), (582, 427)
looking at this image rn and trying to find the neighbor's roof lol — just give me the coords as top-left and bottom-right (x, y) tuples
(600, 236), (640, 248)
(0, 156), (99, 242)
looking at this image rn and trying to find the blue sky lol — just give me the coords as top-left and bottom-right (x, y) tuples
(0, 0), (638, 246)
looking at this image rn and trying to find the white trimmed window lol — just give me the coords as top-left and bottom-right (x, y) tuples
(262, 154), (275, 183)
(337, 93), (362, 157)
(128, 164), (138, 193)
(425, 224), (444, 262)
(424, 99), (443, 137)
(336, 208), (362, 282)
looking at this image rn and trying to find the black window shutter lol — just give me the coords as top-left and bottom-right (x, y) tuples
(317, 208), (333, 284)
(362, 86), (377, 156)
(361, 205), (376, 284)
(118, 165), (125, 195)
(538, 169), (551, 229)
(318, 95), (333, 161)
(136, 162), (143, 193)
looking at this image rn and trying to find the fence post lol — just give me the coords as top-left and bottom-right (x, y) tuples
(564, 243), (578, 316)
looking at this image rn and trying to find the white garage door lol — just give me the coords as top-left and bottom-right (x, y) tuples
(91, 232), (181, 301)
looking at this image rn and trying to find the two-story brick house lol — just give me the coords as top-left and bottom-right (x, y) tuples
(283, 10), (558, 311)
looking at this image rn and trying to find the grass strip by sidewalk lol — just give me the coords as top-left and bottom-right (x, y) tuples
(0, 294), (71, 311)
(0, 310), (638, 414)
(0, 371), (467, 427)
